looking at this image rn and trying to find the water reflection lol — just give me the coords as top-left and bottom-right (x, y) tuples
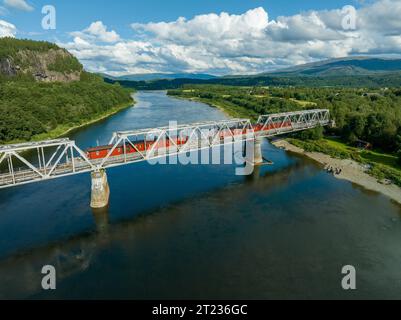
(0, 148), (400, 299)
(92, 207), (110, 235)
(0, 159), (316, 299)
(1, 91), (401, 300)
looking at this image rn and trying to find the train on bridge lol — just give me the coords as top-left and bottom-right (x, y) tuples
(0, 108), (330, 209)
(86, 121), (293, 160)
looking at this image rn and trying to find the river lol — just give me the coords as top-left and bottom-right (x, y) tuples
(0, 91), (400, 299)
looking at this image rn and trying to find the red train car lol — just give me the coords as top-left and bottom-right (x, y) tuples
(86, 137), (189, 160)
(86, 121), (293, 160)
(253, 121), (292, 132)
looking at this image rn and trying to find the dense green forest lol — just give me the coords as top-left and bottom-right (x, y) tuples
(0, 38), (133, 143)
(0, 73), (133, 142)
(106, 71), (401, 90)
(48, 54), (83, 74)
(168, 85), (401, 184)
(169, 85), (401, 153)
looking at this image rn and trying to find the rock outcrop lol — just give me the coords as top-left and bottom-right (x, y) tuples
(0, 58), (17, 77)
(0, 47), (83, 83)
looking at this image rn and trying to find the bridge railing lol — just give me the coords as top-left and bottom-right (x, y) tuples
(0, 109), (330, 189)
(0, 139), (94, 188)
(100, 119), (254, 168)
(256, 109), (330, 137)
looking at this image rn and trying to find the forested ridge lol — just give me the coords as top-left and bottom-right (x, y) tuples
(106, 71), (401, 90)
(0, 38), (59, 59)
(0, 38), (133, 143)
(169, 85), (401, 154)
(0, 37), (83, 76)
(168, 85), (401, 184)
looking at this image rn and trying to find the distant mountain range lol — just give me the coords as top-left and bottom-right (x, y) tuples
(103, 57), (401, 89)
(102, 72), (217, 81)
(262, 57), (401, 77)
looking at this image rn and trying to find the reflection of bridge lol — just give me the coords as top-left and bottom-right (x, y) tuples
(0, 109), (330, 208)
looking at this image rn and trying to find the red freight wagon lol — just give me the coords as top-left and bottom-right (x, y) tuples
(85, 121), (292, 161)
(86, 138), (189, 160)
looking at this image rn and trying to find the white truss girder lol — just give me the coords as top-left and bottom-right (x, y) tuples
(0, 109), (330, 189)
(0, 139), (95, 189)
(257, 109), (330, 136)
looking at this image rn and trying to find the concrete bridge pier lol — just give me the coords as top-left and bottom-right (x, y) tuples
(90, 169), (110, 209)
(244, 137), (263, 165)
(254, 137), (263, 165)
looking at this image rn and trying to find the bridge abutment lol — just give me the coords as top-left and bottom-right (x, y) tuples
(90, 169), (110, 209)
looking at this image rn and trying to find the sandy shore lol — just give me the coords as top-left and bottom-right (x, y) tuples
(272, 139), (401, 205)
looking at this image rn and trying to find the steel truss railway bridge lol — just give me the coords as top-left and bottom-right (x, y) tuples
(0, 109), (330, 208)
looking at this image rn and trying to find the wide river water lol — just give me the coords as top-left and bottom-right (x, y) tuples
(0, 91), (401, 299)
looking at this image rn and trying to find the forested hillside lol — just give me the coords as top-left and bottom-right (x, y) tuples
(106, 70), (401, 90)
(105, 57), (401, 90)
(0, 37), (83, 82)
(169, 85), (401, 153)
(0, 38), (133, 143)
(169, 85), (401, 185)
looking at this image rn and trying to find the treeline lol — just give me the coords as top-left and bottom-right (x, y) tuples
(0, 37), (83, 75)
(0, 38), (58, 59)
(106, 72), (401, 90)
(169, 86), (311, 119)
(48, 55), (83, 74)
(0, 73), (133, 142)
(168, 85), (401, 156)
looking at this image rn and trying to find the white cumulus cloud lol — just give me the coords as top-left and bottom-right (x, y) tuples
(132, 7), (269, 44)
(71, 21), (120, 43)
(0, 19), (16, 37)
(4, 0), (33, 12)
(60, 1), (401, 76)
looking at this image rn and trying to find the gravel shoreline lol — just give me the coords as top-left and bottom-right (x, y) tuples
(272, 139), (401, 205)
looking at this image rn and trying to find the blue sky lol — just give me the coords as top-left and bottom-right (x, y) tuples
(3, 0), (364, 41)
(0, 0), (398, 75)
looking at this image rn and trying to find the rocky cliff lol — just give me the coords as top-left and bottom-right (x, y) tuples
(0, 38), (83, 82)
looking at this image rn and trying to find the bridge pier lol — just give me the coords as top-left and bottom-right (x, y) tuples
(254, 137), (263, 165)
(245, 137), (263, 165)
(90, 169), (110, 209)
(0, 110), (330, 192)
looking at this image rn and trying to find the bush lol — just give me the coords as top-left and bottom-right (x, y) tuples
(48, 55), (83, 74)
(294, 126), (324, 141)
(370, 163), (401, 187)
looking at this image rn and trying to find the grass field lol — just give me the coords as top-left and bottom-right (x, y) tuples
(325, 137), (399, 168)
(290, 137), (401, 186)
(289, 98), (317, 107)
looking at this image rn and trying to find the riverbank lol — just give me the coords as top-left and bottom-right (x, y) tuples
(168, 92), (401, 203)
(2, 98), (135, 145)
(273, 139), (401, 205)
(56, 100), (135, 139)
(168, 94), (258, 120)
